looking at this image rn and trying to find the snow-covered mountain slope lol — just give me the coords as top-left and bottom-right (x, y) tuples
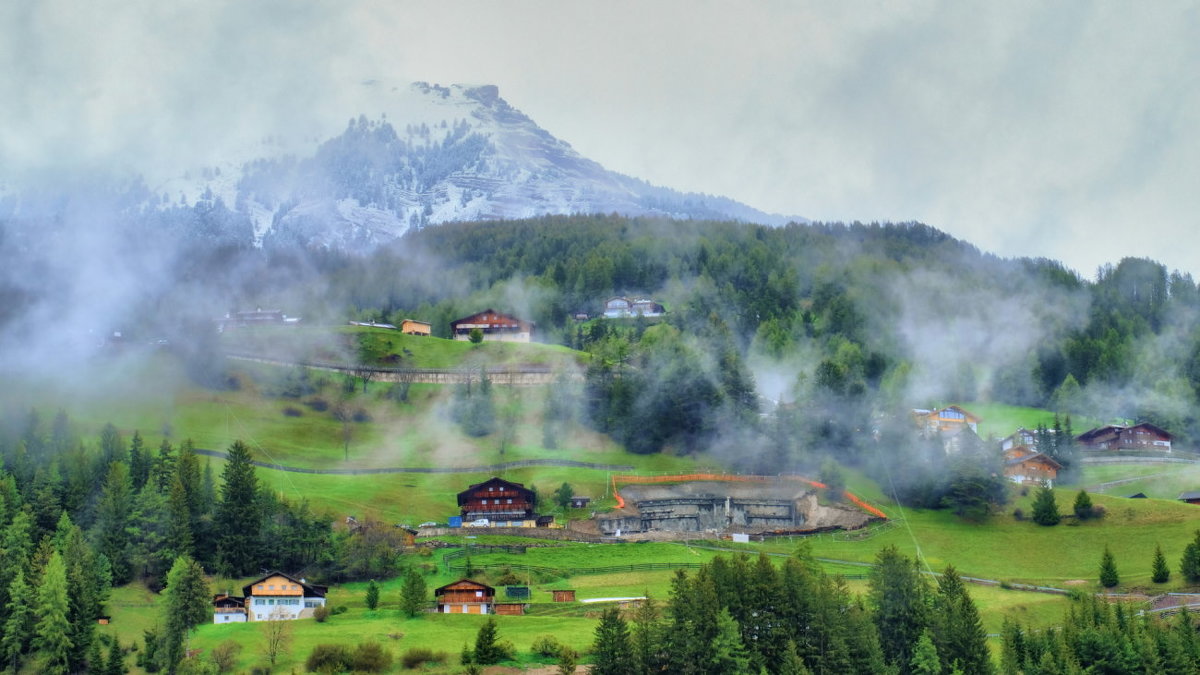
(156, 82), (801, 251)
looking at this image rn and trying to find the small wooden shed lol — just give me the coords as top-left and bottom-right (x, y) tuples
(494, 603), (527, 616)
(551, 589), (576, 603)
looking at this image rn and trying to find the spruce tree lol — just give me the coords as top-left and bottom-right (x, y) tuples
(34, 552), (73, 675)
(1153, 544), (1171, 583)
(1181, 531), (1200, 583)
(592, 606), (634, 675)
(129, 430), (149, 492)
(159, 555), (209, 672)
(94, 461), (134, 583)
(365, 579), (380, 610)
(1032, 487), (1061, 526)
(399, 569), (427, 617)
(910, 629), (940, 675)
(709, 607), (750, 675)
(777, 640), (811, 675)
(472, 617), (503, 665)
(1, 569), (33, 671)
(215, 441), (260, 576)
(1100, 546), (1120, 588)
(931, 565), (992, 674)
(868, 545), (930, 669)
(1073, 489), (1094, 520)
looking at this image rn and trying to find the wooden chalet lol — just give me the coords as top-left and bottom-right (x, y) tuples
(1000, 428), (1039, 451)
(241, 572), (327, 622)
(449, 309), (534, 343)
(569, 496), (592, 509)
(212, 593), (247, 623)
(1077, 423), (1173, 452)
(1003, 446), (1062, 487)
(912, 406), (981, 434)
(435, 579), (495, 614)
(550, 589), (576, 602)
(1179, 492), (1200, 505)
(400, 319), (431, 336)
(458, 477), (537, 523)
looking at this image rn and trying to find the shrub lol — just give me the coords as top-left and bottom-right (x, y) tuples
(495, 569), (523, 586)
(312, 605), (330, 622)
(350, 642), (393, 673)
(1012, 508), (1025, 521)
(307, 397), (329, 412)
(1073, 489), (1095, 520)
(531, 634), (563, 658)
(331, 605), (348, 615)
(282, 406), (303, 417)
(305, 643), (352, 673)
(209, 640), (241, 673)
(353, 408), (372, 423)
(401, 647), (447, 669)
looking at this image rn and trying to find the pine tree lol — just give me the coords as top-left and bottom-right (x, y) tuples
(910, 629), (941, 675)
(931, 565), (992, 674)
(159, 555), (209, 672)
(1182, 531), (1200, 583)
(472, 617), (503, 665)
(365, 579), (380, 610)
(1032, 487), (1061, 526)
(215, 441), (260, 576)
(1, 569), (33, 671)
(868, 545), (930, 668)
(1073, 489), (1094, 520)
(1100, 546), (1120, 588)
(399, 569), (427, 617)
(777, 640), (811, 675)
(592, 606), (634, 675)
(129, 430), (149, 492)
(94, 461), (134, 583)
(709, 607), (751, 675)
(105, 637), (125, 675)
(630, 593), (666, 675)
(34, 551), (73, 675)
(1153, 544), (1171, 583)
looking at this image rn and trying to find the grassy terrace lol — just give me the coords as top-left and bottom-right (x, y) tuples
(99, 538), (1077, 673)
(221, 324), (585, 369)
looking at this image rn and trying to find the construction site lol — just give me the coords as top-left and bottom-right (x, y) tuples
(591, 474), (885, 537)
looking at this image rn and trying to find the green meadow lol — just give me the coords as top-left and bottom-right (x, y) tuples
(14, 348), (1200, 672)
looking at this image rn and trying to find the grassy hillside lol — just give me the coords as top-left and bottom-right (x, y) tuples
(945, 401), (1103, 441)
(220, 324), (585, 369)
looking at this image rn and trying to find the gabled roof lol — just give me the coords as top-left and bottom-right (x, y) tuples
(242, 571), (327, 598)
(1005, 452), (1062, 470)
(434, 578), (495, 595)
(1179, 492), (1200, 501)
(449, 309), (534, 328)
(1129, 422), (1173, 439)
(457, 476), (536, 506)
(1076, 425), (1126, 442)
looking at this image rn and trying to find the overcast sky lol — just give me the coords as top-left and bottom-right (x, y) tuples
(3, 0), (1198, 279)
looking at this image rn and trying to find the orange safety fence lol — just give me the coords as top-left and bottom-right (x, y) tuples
(610, 473), (886, 520)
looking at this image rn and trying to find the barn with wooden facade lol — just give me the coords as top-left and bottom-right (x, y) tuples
(550, 589), (576, 602)
(400, 319), (431, 336)
(449, 309), (534, 343)
(1077, 423), (1173, 452)
(1002, 446), (1062, 486)
(457, 477), (537, 524)
(435, 579), (496, 614)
